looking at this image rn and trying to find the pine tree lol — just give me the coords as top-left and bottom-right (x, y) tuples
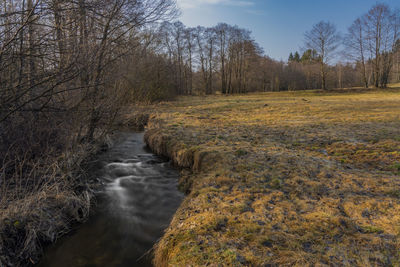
(294, 51), (300, 62)
(301, 49), (318, 63)
(288, 52), (294, 62)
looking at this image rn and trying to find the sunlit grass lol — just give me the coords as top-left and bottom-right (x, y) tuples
(143, 88), (400, 266)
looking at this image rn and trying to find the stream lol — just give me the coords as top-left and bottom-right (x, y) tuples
(38, 132), (183, 267)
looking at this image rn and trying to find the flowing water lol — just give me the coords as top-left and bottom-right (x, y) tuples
(38, 132), (183, 267)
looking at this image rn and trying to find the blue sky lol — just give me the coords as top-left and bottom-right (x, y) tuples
(176, 0), (400, 61)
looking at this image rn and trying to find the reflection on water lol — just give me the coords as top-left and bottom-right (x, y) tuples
(38, 133), (183, 267)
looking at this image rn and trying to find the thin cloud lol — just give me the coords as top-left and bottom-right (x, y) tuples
(177, 0), (255, 10)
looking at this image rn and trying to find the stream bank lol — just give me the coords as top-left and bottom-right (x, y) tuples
(38, 132), (183, 266)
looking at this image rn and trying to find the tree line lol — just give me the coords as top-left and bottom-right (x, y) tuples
(295, 3), (399, 90)
(344, 3), (400, 88)
(280, 3), (400, 91)
(137, 21), (265, 96)
(144, 3), (400, 95)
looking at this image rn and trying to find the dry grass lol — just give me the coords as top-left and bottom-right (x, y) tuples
(0, 117), (107, 266)
(143, 88), (400, 266)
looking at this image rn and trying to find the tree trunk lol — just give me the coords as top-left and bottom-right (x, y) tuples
(53, 0), (65, 70)
(18, 0), (26, 88)
(320, 62), (326, 90)
(27, 0), (36, 89)
(207, 39), (213, 95)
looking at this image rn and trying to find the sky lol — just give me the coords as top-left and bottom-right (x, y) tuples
(176, 0), (400, 61)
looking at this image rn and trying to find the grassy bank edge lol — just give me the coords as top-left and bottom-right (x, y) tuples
(144, 126), (222, 266)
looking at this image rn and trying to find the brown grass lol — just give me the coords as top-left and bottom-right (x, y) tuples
(143, 88), (400, 266)
(0, 115), (110, 266)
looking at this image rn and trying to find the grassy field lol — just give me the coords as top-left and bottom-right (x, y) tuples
(141, 88), (400, 266)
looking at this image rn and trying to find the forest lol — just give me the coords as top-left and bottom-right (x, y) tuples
(0, 0), (400, 266)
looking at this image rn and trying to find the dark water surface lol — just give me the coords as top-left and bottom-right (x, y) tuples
(38, 132), (183, 267)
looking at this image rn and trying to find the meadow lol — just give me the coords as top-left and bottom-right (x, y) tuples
(142, 87), (400, 266)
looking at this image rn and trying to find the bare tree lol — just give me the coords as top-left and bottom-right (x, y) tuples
(215, 23), (230, 94)
(304, 21), (341, 90)
(205, 27), (216, 94)
(344, 18), (369, 88)
(194, 26), (211, 94)
(183, 27), (195, 94)
(363, 3), (399, 88)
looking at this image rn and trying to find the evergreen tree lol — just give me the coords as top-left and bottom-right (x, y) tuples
(301, 49), (318, 63)
(288, 52), (294, 62)
(294, 51), (300, 62)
